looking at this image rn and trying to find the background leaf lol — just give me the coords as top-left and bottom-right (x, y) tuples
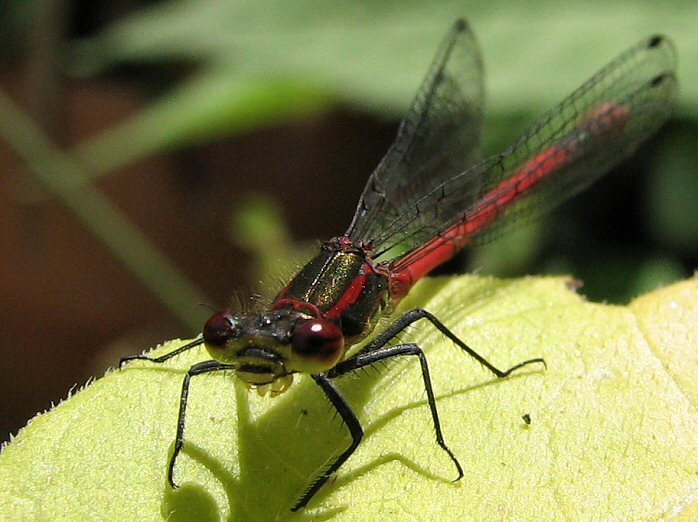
(69, 0), (698, 173)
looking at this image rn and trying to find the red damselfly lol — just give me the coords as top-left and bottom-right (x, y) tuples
(121, 19), (677, 511)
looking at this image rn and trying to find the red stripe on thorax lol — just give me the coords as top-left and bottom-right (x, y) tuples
(323, 266), (373, 320)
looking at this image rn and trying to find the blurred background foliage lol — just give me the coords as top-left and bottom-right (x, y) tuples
(1, 0), (697, 443)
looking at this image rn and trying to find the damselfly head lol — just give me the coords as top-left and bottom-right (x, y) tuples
(202, 308), (345, 387)
(203, 309), (292, 386)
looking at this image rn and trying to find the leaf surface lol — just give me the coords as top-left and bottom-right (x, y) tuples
(1, 276), (697, 521)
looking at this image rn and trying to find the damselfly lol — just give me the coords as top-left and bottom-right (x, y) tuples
(121, 19), (677, 511)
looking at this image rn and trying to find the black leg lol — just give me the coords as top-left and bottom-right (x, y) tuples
(119, 336), (204, 369)
(292, 307), (545, 509)
(295, 342), (466, 510)
(168, 360), (235, 489)
(291, 374), (363, 511)
(333, 343), (462, 480)
(357, 308), (546, 377)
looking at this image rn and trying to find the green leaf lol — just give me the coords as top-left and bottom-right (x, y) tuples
(1, 275), (697, 520)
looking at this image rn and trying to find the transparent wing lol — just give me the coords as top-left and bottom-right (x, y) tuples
(345, 19), (485, 246)
(352, 32), (677, 267)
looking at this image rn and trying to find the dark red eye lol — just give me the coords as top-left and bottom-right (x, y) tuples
(292, 319), (344, 366)
(203, 310), (237, 346)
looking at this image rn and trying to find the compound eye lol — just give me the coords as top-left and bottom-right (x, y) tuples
(291, 319), (344, 372)
(203, 310), (238, 346)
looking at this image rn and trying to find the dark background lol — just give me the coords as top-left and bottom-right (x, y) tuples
(1, 1), (697, 444)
